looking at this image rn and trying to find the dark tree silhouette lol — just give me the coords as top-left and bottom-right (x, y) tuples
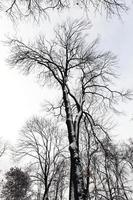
(7, 19), (131, 200)
(1, 167), (31, 200)
(14, 117), (68, 200)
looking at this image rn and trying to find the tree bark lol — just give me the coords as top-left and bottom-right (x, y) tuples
(63, 87), (85, 200)
(69, 162), (75, 200)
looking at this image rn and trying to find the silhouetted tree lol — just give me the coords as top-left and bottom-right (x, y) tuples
(7, 19), (131, 200)
(1, 167), (31, 200)
(14, 117), (68, 200)
(81, 131), (133, 200)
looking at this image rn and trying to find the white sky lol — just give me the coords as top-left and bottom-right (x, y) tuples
(0, 6), (133, 151)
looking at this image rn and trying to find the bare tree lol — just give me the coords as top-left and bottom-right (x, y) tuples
(14, 117), (68, 200)
(3, 0), (127, 19)
(7, 19), (131, 200)
(81, 132), (133, 200)
(50, 159), (68, 200)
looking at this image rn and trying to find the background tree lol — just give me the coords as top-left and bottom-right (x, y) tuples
(1, 167), (31, 200)
(14, 117), (68, 200)
(80, 130), (133, 200)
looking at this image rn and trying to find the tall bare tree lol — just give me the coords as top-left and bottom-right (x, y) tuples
(14, 117), (68, 200)
(7, 19), (131, 200)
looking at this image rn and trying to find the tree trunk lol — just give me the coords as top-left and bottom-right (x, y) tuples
(63, 87), (85, 200)
(69, 163), (75, 200)
(69, 141), (85, 200)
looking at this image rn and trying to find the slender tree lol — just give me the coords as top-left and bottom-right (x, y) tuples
(7, 19), (131, 200)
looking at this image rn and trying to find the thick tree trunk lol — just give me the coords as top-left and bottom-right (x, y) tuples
(69, 142), (85, 200)
(63, 87), (85, 200)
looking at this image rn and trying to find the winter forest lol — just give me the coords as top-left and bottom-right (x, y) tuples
(0, 0), (133, 199)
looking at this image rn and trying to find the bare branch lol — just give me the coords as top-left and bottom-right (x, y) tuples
(3, 0), (128, 19)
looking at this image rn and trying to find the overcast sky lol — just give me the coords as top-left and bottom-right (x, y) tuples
(0, 5), (133, 150)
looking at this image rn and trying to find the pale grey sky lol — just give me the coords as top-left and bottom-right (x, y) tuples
(0, 6), (133, 148)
